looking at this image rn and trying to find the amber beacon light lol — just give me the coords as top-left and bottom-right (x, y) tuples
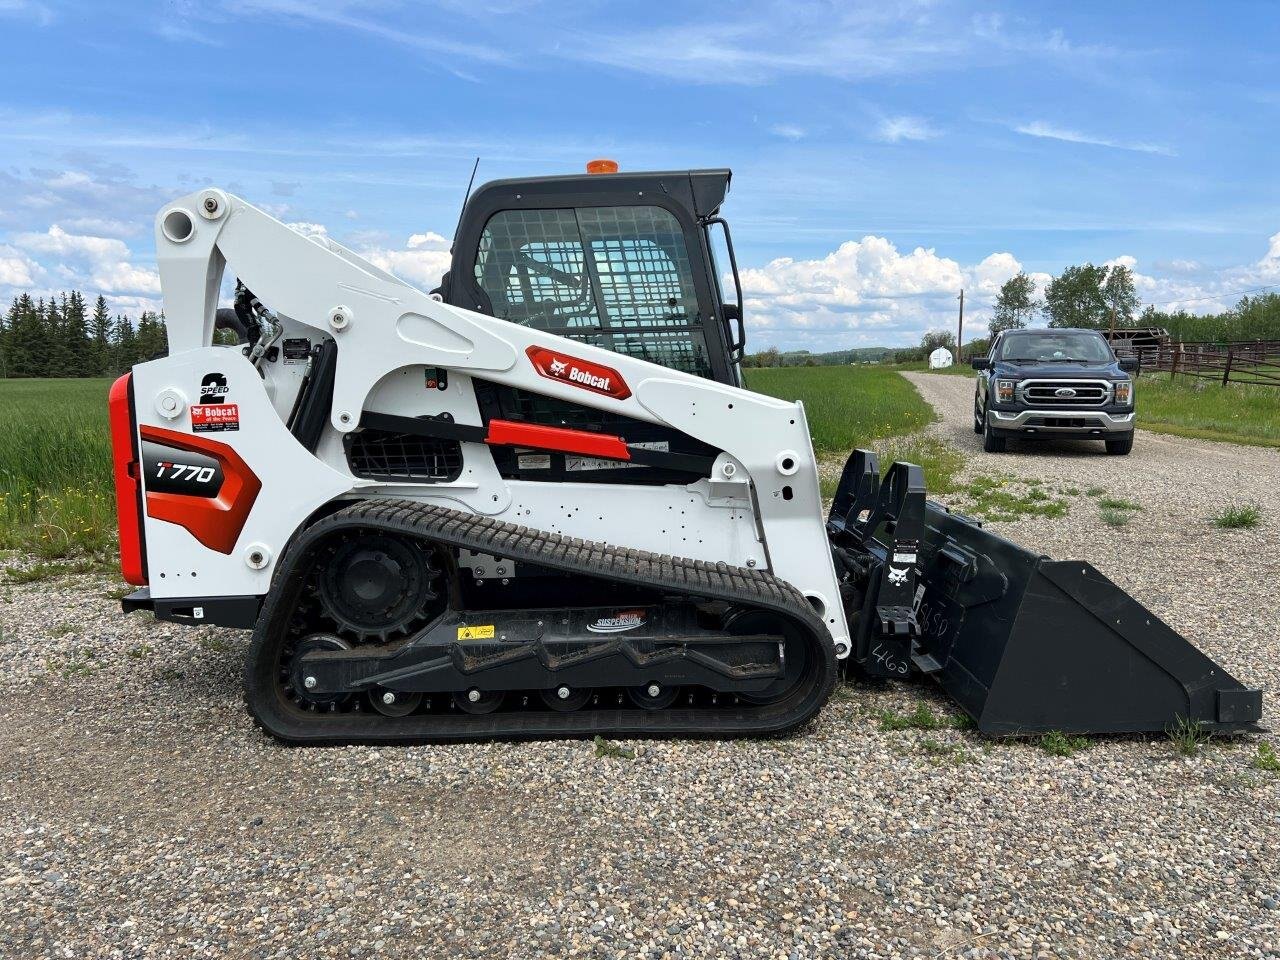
(586, 158), (619, 174)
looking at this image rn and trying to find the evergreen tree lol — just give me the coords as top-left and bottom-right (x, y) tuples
(63, 291), (92, 377)
(8, 294), (44, 377)
(112, 313), (138, 373)
(0, 297), (16, 378)
(90, 295), (112, 375)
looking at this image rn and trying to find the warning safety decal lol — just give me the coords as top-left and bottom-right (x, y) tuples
(457, 624), (496, 641)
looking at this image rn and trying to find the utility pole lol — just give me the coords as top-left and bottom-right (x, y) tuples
(956, 289), (964, 363)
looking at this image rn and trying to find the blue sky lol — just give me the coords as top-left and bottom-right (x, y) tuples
(1, 0), (1278, 350)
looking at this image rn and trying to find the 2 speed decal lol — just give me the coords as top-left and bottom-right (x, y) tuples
(199, 372), (229, 403)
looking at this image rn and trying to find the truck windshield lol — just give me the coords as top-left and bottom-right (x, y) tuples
(999, 331), (1112, 363)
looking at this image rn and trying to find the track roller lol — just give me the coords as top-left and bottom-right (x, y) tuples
(540, 685), (593, 712)
(453, 689), (504, 714)
(627, 682), (680, 710)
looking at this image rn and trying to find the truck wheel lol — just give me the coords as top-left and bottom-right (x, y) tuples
(982, 419), (1006, 453)
(1105, 434), (1133, 456)
(973, 397), (984, 434)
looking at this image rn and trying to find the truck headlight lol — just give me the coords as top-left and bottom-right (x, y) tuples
(1114, 380), (1132, 405)
(996, 379), (1016, 403)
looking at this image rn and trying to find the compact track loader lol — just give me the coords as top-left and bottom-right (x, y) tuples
(110, 167), (1262, 743)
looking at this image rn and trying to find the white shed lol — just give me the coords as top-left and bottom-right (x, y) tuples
(928, 347), (954, 369)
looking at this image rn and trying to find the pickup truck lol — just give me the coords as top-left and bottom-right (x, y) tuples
(972, 328), (1140, 455)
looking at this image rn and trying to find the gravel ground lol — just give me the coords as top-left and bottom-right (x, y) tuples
(1, 375), (1277, 959)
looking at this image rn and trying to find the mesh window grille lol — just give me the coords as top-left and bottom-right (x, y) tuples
(473, 206), (712, 377)
(577, 206), (700, 330)
(476, 209), (599, 328)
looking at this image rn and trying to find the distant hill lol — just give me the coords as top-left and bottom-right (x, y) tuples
(743, 346), (893, 367)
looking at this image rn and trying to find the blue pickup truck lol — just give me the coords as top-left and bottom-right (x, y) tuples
(971, 328), (1140, 455)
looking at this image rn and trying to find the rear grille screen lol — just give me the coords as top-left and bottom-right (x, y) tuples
(346, 428), (463, 483)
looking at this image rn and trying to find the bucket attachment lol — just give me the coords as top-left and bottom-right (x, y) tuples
(829, 450), (1263, 735)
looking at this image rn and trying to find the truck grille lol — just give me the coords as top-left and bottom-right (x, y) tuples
(1018, 380), (1110, 407)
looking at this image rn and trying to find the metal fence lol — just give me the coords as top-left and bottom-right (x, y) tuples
(1123, 339), (1280, 387)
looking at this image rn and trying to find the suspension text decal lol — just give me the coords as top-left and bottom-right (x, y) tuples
(526, 346), (632, 400)
(587, 610), (647, 634)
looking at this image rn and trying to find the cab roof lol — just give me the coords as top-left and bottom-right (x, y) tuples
(461, 168), (732, 224)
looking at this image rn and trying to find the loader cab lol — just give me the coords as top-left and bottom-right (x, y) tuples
(438, 167), (745, 387)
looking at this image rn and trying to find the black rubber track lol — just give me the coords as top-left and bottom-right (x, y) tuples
(245, 499), (838, 745)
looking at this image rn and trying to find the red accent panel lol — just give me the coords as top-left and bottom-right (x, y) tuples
(526, 346), (632, 400)
(108, 374), (147, 586)
(485, 419), (631, 461)
(139, 425), (262, 555)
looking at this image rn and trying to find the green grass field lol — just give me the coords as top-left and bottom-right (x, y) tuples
(745, 365), (964, 494)
(0, 378), (116, 560)
(744, 365), (935, 452)
(1135, 373), (1280, 447)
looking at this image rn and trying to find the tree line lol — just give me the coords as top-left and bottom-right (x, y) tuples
(0, 291), (169, 379)
(900, 264), (1280, 362)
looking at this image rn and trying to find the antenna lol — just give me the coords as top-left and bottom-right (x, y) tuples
(452, 156), (481, 246)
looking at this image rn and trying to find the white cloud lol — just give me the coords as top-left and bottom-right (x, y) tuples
(59, 216), (141, 237)
(740, 235), (1035, 347)
(361, 232), (452, 290)
(407, 231), (448, 249)
(769, 124), (806, 141)
(0, 252), (39, 287)
(287, 221), (328, 238)
(1014, 120), (1175, 157)
(1265, 231), (1280, 264)
(874, 116), (938, 143)
(8, 224), (159, 296)
(14, 224), (132, 261)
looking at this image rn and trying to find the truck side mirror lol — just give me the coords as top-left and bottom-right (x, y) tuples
(970, 358), (990, 370)
(1118, 356), (1139, 373)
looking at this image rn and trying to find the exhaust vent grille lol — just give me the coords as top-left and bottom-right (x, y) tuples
(345, 427), (463, 483)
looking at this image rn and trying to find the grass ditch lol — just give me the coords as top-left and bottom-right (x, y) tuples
(1135, 373), (1280, 448)
(746, 366), (966, 496)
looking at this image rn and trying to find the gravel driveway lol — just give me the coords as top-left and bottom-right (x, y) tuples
(2, 374), (1277, 960)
